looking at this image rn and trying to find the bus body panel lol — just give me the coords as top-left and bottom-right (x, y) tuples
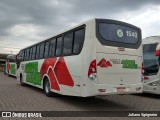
(143, 74), (160, 94)
(17, 22), (92, 97)
(7, 63), (17, 76)
(83, 81), (142, 96)
(18, 59), (85, 96)
(6, 54), (17, 77)
(96, 52), (142, 85)
(91, 19), (143, 95)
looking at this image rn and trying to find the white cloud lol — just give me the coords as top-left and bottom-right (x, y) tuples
(3, 48), (19, 54)
(0, 24), (48, 54)
(1, 0), (160, 54)
(7, 24), (44, 40)
(119, 5), (160, 38)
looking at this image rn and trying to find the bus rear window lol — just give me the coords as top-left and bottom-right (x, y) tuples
(96, 19), (141, 49)
(99, 23), (139, 44)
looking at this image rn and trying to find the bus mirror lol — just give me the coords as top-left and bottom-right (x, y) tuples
(155, 44), (160, 56)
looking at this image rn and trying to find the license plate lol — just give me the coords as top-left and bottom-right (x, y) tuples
(117, 87), (126, 92)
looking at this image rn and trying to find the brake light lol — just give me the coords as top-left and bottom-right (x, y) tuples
(156, 50), (160, 56)
(142, 63), (144, 69)
(144, 76), (149, 80)
(88, 60), (97, 82)
(142, 63), (144, 74)
(88, 60), (97, 76)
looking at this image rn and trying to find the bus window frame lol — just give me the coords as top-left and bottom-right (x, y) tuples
(44, 41), (50, 58)
(49, 38), (56, 58)
(63, 31), (74, 56)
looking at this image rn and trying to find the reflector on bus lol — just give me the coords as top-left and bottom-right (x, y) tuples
(155, 44), (160, 56)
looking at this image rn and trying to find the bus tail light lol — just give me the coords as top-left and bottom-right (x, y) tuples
(88, 60), (97, 82)
(142, 63), (144, 74)
(155, 50), (160, 56)
(155, 44), (160, 56)
(144, 76), (149, 80)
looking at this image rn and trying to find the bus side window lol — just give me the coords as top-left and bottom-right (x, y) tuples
(63, 32), (73, 56)
(26, 48), (30, 61)
(18, 51), (22, 61)
(29, 47), (33, 60)
(44, 41), (49, 58)
(24, 49), (27, 61)
(31, 46), (36, 60)
(18, 51), (21, 61)
(56, 37), (63, 57)
(16, 52), (21, 69)
(39, 42), (45, 59)
(49, 39), (56, 57)
(22, 50), (24, 61)
(21, 51), (24, 61)
(73, 28), (85, 54)
(23, 50), (25, 61)
(36, 44), (40, 59)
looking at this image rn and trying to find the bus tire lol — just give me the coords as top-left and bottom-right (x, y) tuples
(43, 78), (53, 97)
(20, 74), (25, 86)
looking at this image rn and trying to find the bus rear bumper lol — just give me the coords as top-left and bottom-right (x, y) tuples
(143, 84), (160, 94)
(86, 82), (143, 96)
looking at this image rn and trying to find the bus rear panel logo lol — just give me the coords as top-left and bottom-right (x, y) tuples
(97, 58), (112, 68)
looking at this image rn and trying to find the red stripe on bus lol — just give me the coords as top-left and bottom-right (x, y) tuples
(54, 57), (74, 87)
(40, 58), (57, 78)
(48, 68), (60, 91)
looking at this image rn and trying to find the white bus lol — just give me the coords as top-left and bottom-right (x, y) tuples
(142, 36), (160, 94)
(17, 19), (143, 97)
(6, 55), (17, 77)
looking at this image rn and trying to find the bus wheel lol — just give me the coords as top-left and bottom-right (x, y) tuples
(20, 74), (25, 86)
(44, 78), (53, 97)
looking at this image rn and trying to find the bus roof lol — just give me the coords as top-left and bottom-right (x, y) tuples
(143, 36), (160, 44)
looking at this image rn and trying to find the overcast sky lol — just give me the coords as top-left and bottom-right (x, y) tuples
(0, 0), (160, 54)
